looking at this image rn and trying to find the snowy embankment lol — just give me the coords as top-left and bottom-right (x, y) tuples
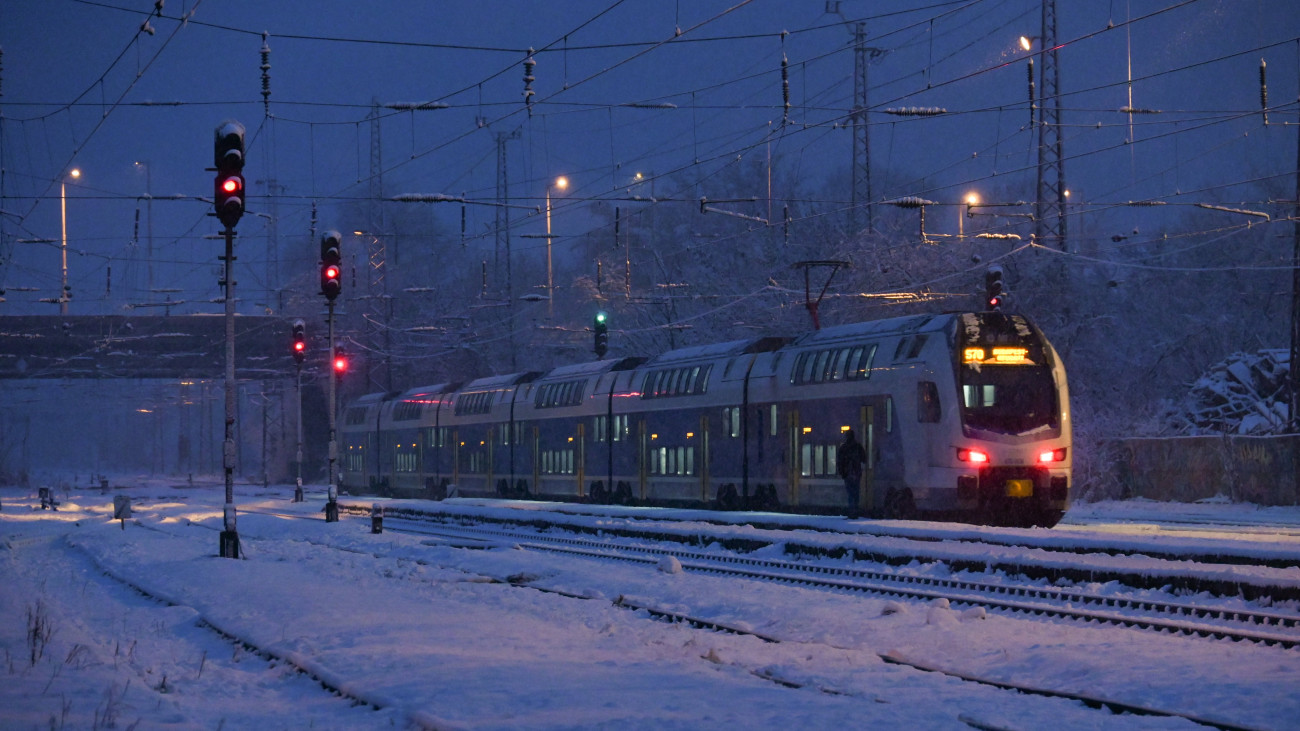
(2, 484), (1298, 729)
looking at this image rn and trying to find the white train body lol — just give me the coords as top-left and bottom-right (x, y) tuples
(339, 311), (1071, 525)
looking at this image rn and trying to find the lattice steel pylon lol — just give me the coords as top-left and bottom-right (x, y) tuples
(851, 22), (873, 235)
(365, 101), (391, 392)
(1033, 0), (1068, 251)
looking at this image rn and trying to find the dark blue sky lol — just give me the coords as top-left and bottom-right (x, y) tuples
(1, 0), (1296, 315)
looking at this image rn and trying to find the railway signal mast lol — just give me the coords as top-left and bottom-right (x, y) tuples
(292, 319), (306, 503)
(213, 120), (246, 559)
(321, 230), (343, 522)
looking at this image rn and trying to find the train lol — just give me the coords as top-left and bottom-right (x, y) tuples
(339, 310), (1072, 527)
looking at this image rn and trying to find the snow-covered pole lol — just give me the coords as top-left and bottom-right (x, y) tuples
(219, 223), (240, 558)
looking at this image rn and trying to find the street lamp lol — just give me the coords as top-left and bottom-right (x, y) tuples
(545, 175), (569, 319)
(960, 192), (979, 239)
(60, 168), (81, 315)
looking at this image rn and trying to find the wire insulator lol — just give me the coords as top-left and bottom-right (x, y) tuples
(1027, 59), (1036, 126)
(261, 32), (272, 114)
(1259, 58), (1269, 125)
(781, 53), (790, 126)
(523, 52), (536, 116)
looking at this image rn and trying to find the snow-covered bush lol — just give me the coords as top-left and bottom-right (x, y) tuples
(1164, 349), (1291, 435)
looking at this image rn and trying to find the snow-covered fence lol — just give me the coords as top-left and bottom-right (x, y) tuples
(1108, 435), (1300, 505)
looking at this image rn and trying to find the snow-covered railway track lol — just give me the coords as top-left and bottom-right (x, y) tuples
(364, 512), (1300, 651)
(212, 508), (1273, 730)
(348, 502), (1300, 600)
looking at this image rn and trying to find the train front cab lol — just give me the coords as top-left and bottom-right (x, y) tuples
(937, 313), (1071, 527)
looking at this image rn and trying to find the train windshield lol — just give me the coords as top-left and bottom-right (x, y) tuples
(955, 313), (1060, 436)
(959, 365), (1058, 435)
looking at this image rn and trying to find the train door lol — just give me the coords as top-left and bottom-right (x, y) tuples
(787, 408), (801, 506)
(575, 421), (586, 498)
(698, 413), (710, 503)
(486, 426), (495, 494)
(637, 418), (648, 500)
(857, 404), (876, 514)
(452, 429), (460, 486)
(531, 425), (540, 496)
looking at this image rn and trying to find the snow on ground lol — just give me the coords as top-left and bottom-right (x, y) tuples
(2, 480), (1298, 729)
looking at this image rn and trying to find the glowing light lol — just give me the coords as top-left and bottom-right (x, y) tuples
(802, 426), (812, 434)
(1019, 36), (1033, 51)
(554, 176), (569, 190)
(221, 177), (241, 194)
(964, 192), (980, 207)
(957, 448), (989, 463)
(324, 264), (340, 280)
(1039, 448), (1067, 463)
(963, 347), (986, 363)
(991, 346), (1029, 363)
(686, 432), (694, 439)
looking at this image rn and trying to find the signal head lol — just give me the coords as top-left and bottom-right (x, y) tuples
(213, 120), (246, 172)
(213, 173), (245, 228)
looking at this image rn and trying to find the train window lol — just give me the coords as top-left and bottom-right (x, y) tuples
(615, 415), (628, 442)
(849, 344), (877, 380)
(346, 407), (369, 425)
(907, 335), (929, 359)
(918, 381), (942, 423)
(829, 349), (850, 381)
(814, 350), (833, 382)
(886, 397), (894, 432)
(769, 404), (778, 436)
(722, 407), (741, 438)
(800, 352), (816, 383)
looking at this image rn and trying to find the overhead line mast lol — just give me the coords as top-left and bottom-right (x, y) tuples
(1033, 0), (1067, 252)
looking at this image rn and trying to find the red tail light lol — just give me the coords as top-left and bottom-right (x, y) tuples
(1039, 448), (1067, 463)
(957, 448), (989, 463)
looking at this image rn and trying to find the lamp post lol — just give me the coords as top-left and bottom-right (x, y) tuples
(134, 161), (154, 303)
(59, 168), (81, 315)
(544, 175), (568, 319)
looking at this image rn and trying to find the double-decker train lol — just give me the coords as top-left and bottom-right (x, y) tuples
(339, 311), (1071, 526)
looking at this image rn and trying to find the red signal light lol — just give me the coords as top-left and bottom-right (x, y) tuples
(334, 355), (347, 372)
(324, 264), (340, 280)
(293, 341), (305, 353)
(220, 177), (241, 194)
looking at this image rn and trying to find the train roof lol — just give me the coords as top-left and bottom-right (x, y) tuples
(349, 391), (398, 406)
(461, 371), (542, 390)
(535, 356), (646, 381)
(644, 336), (788, 367)
(396, 382), (461, 400)
(791, 313), (956, 346)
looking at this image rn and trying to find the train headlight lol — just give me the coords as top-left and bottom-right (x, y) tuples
(1038, 448), (1068, 463)
(956, 448), (989, 463)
